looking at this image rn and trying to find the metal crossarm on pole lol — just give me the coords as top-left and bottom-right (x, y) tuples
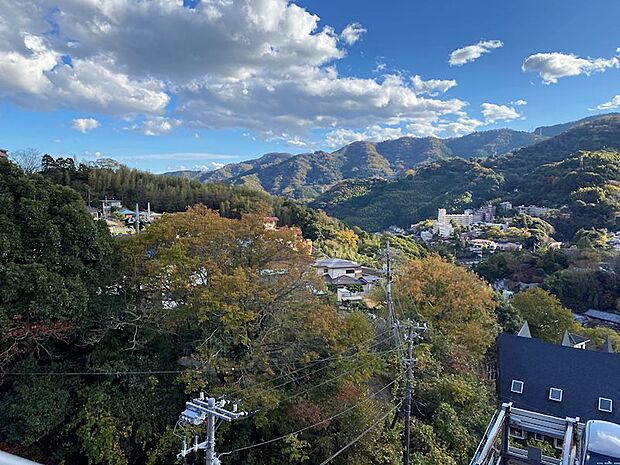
(176, 393), (248, 465)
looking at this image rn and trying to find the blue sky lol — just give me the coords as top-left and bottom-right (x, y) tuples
(0, 0), (618, 173)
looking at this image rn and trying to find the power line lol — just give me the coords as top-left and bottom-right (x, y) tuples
(2, 330), (392, 379)
(318, 402), (401, 465)
(220, 378), (401, 457)
(1, 369), (212, 377)
(276, 347), (398, 405)
(246, 330), (394, 395)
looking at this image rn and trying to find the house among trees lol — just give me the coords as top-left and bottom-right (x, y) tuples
(263, 216), (279, 230)
(313, 258), (382, 304)
(0, 148), (8, 160)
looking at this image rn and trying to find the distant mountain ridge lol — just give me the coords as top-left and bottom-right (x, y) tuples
(533, 114), (617, 137)
(312, 114), (620, 232)
(165, 128), (545, 198)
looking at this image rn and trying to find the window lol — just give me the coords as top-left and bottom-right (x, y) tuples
(598, 397), (613, 413)
(549, 387), (563, 402)
(511, 380), (524, 394)
(345, 269), (354, 274)
(509, 427), (525, 439)
(553, 438), (563, 450)
(323, 268), (328, 273)
(533, 433), (545, 441)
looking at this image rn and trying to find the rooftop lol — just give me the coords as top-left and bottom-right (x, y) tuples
(498, 332), (620, 424)
(584, 309), (620, 325)
(314, 258), (361, 269)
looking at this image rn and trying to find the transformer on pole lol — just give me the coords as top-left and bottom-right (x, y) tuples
(176, 392), (247, 465)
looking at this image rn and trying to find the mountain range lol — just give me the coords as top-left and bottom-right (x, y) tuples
(165, 128), (545, 198)
(164, 114), (616, 200)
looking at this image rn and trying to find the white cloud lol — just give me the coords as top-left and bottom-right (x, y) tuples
(0, 0), (473, 143)
(340, 22), (366, 46)
(325, 125), (405, 147)
(286, 137), (311, 148)
(126, 117), (181, 136)
(373, 61), (386, 73)
(522, 52), (619, 84)
(449, 40), (503, 66)
(511, 99), (527, 106)
(325, 114), (485, 147)
(411, 75), (457, 96)
(72, 117), (100, 133)
(481, 103), (522, 123)
(595, 95), (620, 110)
(194, 162), (226, 171)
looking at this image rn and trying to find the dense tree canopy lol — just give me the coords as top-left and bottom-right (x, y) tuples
(0, 160), (117, 367)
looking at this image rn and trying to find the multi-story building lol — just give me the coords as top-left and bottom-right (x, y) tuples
(515, 205), (553, 217)
(433, 205), (497, 237)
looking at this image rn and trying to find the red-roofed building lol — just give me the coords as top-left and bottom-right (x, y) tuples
(263, 216), (279, 230)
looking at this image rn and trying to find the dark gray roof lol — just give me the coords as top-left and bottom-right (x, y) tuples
(361, 266), (384, 276)
(584, 309), (620, 325)
(360, 275), (381, 284)
(498, 333), (620, 424)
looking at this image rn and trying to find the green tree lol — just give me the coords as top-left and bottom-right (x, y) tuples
(510, 288), (578, 342)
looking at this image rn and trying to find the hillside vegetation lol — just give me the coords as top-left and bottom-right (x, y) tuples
(314, 115), (620, 234)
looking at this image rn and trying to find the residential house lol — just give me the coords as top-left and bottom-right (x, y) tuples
(468, 238), (497, 254)
(583, 309), (620, 330)
(314, 258), (362, 280)
(263, 216), (279, 230)
(498, 328), (620, 428)
(86, 205), (101, 220)
(420, 230), (433, 243)
(314, 258), (382, 304)
(0, 148), (8, 160)
(495, 241), (522, 252)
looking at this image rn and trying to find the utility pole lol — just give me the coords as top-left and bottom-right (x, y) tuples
(385, 240), (401, 354)
(401, 321), (426, 465)
(177, 393), (247, 465)
(135, 202), (140, 234)
(384, 240), (427, 465)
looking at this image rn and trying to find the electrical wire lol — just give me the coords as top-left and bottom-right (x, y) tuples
(1, 369), (212, 376)
(317, 402), (401, 465)
(219, 378), (401, 457)
(275, 347), (398, 405)
(246, 332), (394, 396)
(2, 329), (392, 379)
(246, 328), (393, 391)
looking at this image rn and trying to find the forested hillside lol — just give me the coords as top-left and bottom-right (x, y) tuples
(315, 115), (620, 234)
(41, 155), (274, 216)
(313, 159), (504, 231)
